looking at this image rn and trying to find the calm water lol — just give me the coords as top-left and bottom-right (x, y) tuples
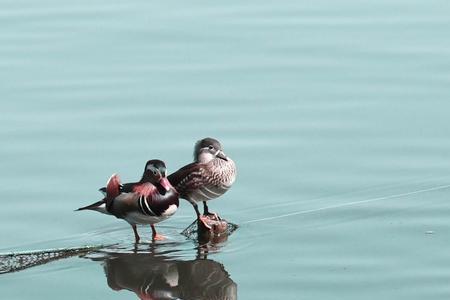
(2, 0), (450, 299)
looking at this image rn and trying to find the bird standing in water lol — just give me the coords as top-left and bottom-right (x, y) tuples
(168, 138), (236, 223)
(77, 160), (179, 242)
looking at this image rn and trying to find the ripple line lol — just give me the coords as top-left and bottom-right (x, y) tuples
(243, 183), (450, 224)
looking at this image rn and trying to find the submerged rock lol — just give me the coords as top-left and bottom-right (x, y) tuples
(181, 215), (238, 243)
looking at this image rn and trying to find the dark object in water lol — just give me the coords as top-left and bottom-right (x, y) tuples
(0, 245), (237, 299)
(181, 215), (238, 244)
(0, 245), (102, 274)
(97, 251), (237, 300)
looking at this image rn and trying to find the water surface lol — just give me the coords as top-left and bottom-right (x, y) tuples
(2, 1), (450, 299)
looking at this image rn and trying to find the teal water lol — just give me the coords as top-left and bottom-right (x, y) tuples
(2, 0), (450, 299)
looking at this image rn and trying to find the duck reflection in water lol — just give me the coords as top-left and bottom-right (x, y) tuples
(0, 216), (237, 299)
(92, 247), (236, 300)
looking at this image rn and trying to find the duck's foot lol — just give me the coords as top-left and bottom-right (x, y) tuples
(150, 225), (165, 241)
(152, 234), (166, 241)
(204, 211), (221, 221)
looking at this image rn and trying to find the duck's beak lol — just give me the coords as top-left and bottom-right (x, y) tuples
(216, 150), (228, 161)
(159, 177), (171, 192)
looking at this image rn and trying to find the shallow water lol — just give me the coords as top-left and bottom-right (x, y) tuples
(2, 0), (450, 299)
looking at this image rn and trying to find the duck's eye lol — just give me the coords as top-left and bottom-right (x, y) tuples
(208, 145), (214, 150)
(152, 170), (157, 175)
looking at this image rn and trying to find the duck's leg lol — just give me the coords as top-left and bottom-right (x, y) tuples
(192, 202), (201, 219)
(203, 201), (220, 220)
(202, 201), (209, 215)
(190, 201), (211, 229)
(132, 225), (140, 243)
(151, 225), (165, 241)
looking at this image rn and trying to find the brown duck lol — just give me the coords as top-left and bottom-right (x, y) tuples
(168, 138), (236, 221)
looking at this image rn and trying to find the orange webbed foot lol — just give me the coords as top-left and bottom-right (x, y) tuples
(152, 234), (166, 241)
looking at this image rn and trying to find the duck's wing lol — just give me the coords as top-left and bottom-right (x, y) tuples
(133, 182), (175, 216)
(167, 163), (208, 197)
(99, 182), (138, 196)
(108, 182), (158, 217)
(106, 174), (121, 197)
(109, 179), (178, 218)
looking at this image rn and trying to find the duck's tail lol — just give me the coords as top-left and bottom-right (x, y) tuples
(75, 199), (109, 214)
(76, 173), (121, 215)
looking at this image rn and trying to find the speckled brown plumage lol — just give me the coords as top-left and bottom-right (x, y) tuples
(168, 138), (236, 218)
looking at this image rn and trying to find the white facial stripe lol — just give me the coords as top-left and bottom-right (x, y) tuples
(147, 166), (159, 174)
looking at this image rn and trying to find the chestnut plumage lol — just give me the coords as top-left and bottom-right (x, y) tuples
(77, 159), (179, 242)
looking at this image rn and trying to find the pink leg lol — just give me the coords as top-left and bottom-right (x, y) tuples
(203, 201), (221, 220)
(151, 225), (165, 241)
(132, 225), (140, 243)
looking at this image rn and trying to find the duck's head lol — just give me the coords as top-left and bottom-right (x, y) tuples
(194, 137), (228, 163)
(142, 159), (171, 192)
